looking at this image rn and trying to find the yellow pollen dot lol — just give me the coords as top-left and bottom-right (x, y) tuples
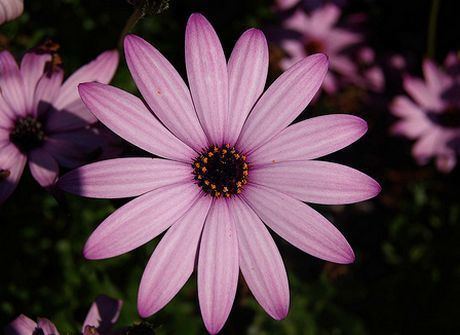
(201, 167), (207, 173)
(225, 143), (231, 148)
(236, 181), (242, 187)
(194, 162), (200, 168)
(234, 153), (240, 159)
(243, 163), (248, 169)
(202, 157), (208, 164)
(210, 184), (217, 190)
(215, 192), (221, 197)
(242, 155), (247, 161)
(213, 147), (219, 152)
(223, 186), (229, 192)
(243, 170), (249, 176)
(236, 189), (242, 194)
(222, 149), (227, 154)
(204, 180), (210, 186)
(208, 152), (214, 157)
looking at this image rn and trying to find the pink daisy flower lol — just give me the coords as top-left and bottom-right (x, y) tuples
(58, 13), (380, 334)
(275, 4), (362, 94)
(0, 0), (23, 25)
(0, 44), (118, 204)
(5, 295), (122, 335)
(391, 56), (460, 173)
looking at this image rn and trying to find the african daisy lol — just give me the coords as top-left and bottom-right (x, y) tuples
(58, 13), (380, 334)
(0, 0), (23, 25)
(0, 43), (118, 204)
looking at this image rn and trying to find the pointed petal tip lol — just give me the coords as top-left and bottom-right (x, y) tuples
(270, 305), (289, 320)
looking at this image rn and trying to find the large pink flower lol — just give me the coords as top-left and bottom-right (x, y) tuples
(5, 295), (122, 335)
(275, 4), (362, 94)
(0, 0), (23, 25)
(0, 45), (118, 204)
(391, 56), (460, 172)
(58, 13), (380, 334)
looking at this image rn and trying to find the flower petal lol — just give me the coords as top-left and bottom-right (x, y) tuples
(28, 148), (59, 188)
(243, 184), (355, 264)
(227, 28), (268, 144)
(251, 161), (381, 205)
(58, 158), (192, 199)
(78, 82), (196, 162)
(0, 0), (23, 25)
(0, 143), (26, 204)
(82, 295), (122, 334)
(34, 68), (64, 117)
(237, 54), (328, 153)
(198, 200), (238, 334)
(84, 182), (200, 259)
(231, 198), (289, 320)
(5, 315), (37, 335)
(20, 52), (52, 112)
(0, 50), (26, 117)
(37, 318), (59, 335)
(250, 115), (367, 164)
(403, 76), (443, 111)
(185, 13), (228, 145)
(138, 196), (212, 317)
(53, 50), (119, 111)
(124, 34), (208, 151)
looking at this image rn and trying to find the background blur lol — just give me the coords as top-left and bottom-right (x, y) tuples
(1, 0), (460, 334)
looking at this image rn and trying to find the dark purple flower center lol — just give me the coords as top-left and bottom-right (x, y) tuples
(428, 106), (460, 128)
(192, 144), (249, 198)
(32, 328), (45, 335)
(0, 169), (10, 181)
(10, 116), (45, 152)
(304, 39), (326, 54)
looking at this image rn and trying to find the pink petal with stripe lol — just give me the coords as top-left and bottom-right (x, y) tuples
(198, 200), (238, 334)
(0, 143), (26, 204)
(124, 34), (208, 151)
(0, 50), (26, 117)
(58, 158), (192, 199)
(185, 13), (228, 145)
(28, 148), (59, 188)
(5, 314), (37, 335)
(84, 182), (200, 260)
(243, 184), (355, 264)
(138, 196), (212, 317)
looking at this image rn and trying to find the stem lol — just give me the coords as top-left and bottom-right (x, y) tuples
(427, 0), (441, 58)
(118, 5), (145, 49)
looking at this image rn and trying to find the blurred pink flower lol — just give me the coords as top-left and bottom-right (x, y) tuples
(351, 47), (385, 92)
(0, 44), (118, 204)
(276, 4), (362, 94)
(58, 13), (380, 334)
(0, 0), (23, 25)
(391, 55), (460, 172)
(5, 295), (122, 335)
(276, 0), (347, 11)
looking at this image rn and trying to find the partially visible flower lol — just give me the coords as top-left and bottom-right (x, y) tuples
(351, 47), (385, 93)
(0, 0), (23, 25)
(391, 55), (460, 172)
(5, 295), (122, 335)
(0, 42), (118, 204)
(274, 4), (362, 94)
(59, 13), (380, 334)
(276, 0), (347, 11)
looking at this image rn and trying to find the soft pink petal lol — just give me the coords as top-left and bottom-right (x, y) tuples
(243, 184), (355, 264)
(84, 182), (200, 259)
(34, 69), (64, 116)
(284, 10), (310, 34)
(231, 198), (289, 320)
(0, 143), (26, 204)
(423, 59), (450, 94)
(412, 129), (443, 165)
(251, 161), (381, 205)
(403, 76), (443, 111)
(250, 115), (367, 164)
(390, 118), (431, 139)
(37, 318), (59, 335)
(20, 52), (52, 112)
(436, 151), (457, 173)
(138, 196), (212, 317)
(0, 0), (23, 25)
(0, 98), (14, 127)
(82, 295), (122, 333)
(0, 50), (26, 116)
(237, 54), (328, 153)
(325, 30), (362, 54)
(198, 200), (238, 334)
(58, 158), (192, 199)
(5, 315), (37, 335)
(185, 13), (228, 145)
(28, 148), (59, 188)
(78, 82), (196, 162)
(124, 34), (208, 151)
(227, 29), (268, 144)
(390, 95), (426, 118)
(53, 50), (119, 111)
(310, 4), (341, 31)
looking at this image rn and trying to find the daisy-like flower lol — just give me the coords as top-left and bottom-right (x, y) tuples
(275, 4), (362, 94)
(0, 43), (118, 204)
(5, 295), (122, 335)
(391, 56), (460, 172)
(58, 13), (380, 334)
(0, 0), (23, 25)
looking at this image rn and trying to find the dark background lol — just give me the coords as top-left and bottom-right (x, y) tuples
(1, 0), (460, 334)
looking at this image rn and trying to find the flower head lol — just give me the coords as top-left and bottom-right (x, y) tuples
(273, 4), (362, 94)
(5, 295), (122, 335)
(391, 55), (460, 172)
(0, 43), (118, 204)
(59, 13), (380, 334)
(0, 0), (23, 25)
